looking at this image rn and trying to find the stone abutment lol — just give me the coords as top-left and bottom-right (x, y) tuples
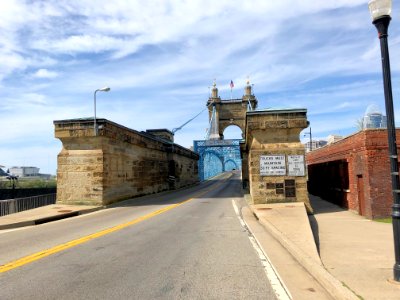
(54, 118), (199, 206)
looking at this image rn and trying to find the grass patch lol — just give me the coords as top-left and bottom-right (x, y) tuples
(374, 217), (392, 224)
(0, 178), (56, 189)
(342, 281), (364, 300)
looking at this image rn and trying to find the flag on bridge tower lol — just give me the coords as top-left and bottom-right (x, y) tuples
(230, 80), (234, 99)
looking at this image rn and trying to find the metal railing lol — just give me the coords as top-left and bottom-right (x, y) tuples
(0, 194), (56, 217)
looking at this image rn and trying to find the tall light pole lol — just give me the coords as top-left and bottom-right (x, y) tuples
(94, 87), (110, 136)
(369, 0), (400, 282)
(304, 127), (312, 151)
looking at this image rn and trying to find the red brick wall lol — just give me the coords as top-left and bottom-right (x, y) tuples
(307, 129), (399, 219)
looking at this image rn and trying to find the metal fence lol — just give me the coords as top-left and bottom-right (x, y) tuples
(0, 194), (56, 217)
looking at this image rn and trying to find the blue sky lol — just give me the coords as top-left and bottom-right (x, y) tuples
(1, 0), (400, 175)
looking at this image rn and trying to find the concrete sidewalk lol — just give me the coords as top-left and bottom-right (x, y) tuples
(0, 204), (100, 230)
(249, 195), (400, 300)
(309, 194), (400, 299)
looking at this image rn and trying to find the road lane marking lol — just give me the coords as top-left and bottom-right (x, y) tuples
(0, 174), (232, 274)
(231, 200), (292, 300)
(0, 201), (189, 273)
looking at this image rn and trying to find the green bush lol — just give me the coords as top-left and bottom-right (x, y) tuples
(374, 217), (392, 224)
(0, 178), (57, 189)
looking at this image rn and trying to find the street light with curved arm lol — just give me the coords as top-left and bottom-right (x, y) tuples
(94, 86), (110, 136)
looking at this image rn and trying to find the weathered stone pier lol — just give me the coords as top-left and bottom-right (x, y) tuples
(54, 118), (199, 206)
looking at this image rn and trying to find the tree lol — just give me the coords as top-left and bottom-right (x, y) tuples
(355, 117), (364, 131)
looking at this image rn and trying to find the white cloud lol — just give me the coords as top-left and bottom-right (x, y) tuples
(33, 69), (59, 79)
(32, 35), (124, 54)
(2, 0), (369, 60)
(1, 1), (400, 174)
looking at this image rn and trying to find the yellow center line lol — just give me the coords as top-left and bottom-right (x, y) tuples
(0, 174), (231, 274)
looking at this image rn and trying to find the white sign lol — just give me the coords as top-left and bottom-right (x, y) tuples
(288, 155), (305, 176)
(260, 155), (286, 176)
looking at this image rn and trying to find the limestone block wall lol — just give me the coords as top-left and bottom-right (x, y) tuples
(54, 118), (199, 206)
(218, 101), (247, 138)
(244, 109), (311, 212)
(164, 144), (199, 189)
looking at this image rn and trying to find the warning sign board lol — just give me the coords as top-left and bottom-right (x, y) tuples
(260, 155), (286, 176)
(288, 155), (305, 176)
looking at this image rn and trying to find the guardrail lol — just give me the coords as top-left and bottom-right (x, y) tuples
(0, 194), (56, 217)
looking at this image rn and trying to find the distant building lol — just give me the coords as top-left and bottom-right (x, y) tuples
(327, 134), (343, 144)
(363, 104), (387, 129)
(9, 166), (40, 177)
(304, 140), (327, 152)
(8, 166), (51, 179)
(0, 166), (8, 177)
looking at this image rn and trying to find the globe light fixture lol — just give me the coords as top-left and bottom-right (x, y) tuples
(94, 87), (111, 136)
(368, 0), (392, 21)
(368, 0), (400, 282)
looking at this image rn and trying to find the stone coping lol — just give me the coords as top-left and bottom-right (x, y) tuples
(247, 108), (307, 115)
(54, 118), (198, 159)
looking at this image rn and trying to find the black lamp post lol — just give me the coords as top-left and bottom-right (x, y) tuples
(304, 127), (312, 151)
(369, 0), (400, 282)
(6, 175), (18, 199)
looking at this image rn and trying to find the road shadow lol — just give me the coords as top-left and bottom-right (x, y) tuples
(108, 172), (243, 208)
(308, 194), (350, 256)
(309, 193), (347, 215)
(308, 213), (320, 255)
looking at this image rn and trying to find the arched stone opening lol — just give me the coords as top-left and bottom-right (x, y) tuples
(221, 124), (243, 140)
(206, 81), (257, 141)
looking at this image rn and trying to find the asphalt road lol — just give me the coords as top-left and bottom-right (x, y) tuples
(0, 172), (277, 299)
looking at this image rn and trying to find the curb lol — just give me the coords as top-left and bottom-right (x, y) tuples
(0, 220), (35, 230)
(249, 205), (359, 300)
(0, 207), (101, 230)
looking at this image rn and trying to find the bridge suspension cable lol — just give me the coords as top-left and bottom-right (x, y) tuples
(172, 107), (208, 134)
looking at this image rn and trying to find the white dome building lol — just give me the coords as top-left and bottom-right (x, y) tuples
(363, 104), (387, 129)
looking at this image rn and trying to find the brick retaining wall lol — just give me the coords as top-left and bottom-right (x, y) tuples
(306, 129), (399, 218)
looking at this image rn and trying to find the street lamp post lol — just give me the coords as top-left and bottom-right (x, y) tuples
(94, 87), (110, 136)
(304, 127), (312, 151)
(6, 175), (18, 199)
(369, 0), (400, 282)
